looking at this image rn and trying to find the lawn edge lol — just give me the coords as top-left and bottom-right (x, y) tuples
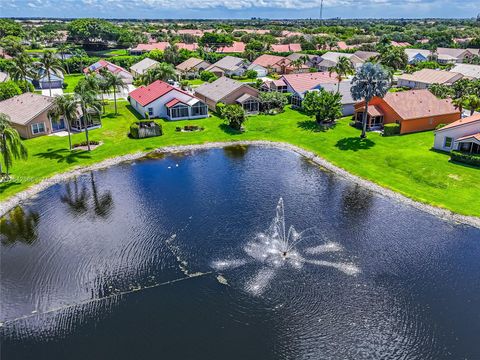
(1, 140), (479, 228)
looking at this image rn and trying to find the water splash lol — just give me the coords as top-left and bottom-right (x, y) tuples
(212, 198), (360, 296)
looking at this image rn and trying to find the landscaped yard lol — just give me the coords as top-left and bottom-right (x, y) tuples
(1, 102), (479, 217)
(63, 73), (84, 91)
(187, 79), (205, 86)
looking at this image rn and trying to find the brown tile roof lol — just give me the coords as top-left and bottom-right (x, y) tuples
(281, 72), (338, 94)
(0, 93), (53, 125)
(383, 89), (459, 120)
(252, 54), (289, 68)
(176, 57), (209, 72)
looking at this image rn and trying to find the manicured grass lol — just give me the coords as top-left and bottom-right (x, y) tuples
(187, 79), (205, 86)
(63, 73), (84, 91)
(1, 103), (479, 217)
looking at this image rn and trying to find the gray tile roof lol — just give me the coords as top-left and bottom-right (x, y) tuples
(319, 81), (355, 105)
(207, 56), (246, 72)
(130, 58), (159, 75)
(194, 77), (245, 103)
(0, 93), (53, 125)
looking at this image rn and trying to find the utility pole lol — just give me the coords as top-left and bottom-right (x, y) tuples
(320, 0), (324, 22)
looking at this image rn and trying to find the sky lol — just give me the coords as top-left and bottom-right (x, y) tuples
(1, 0), (478, 19)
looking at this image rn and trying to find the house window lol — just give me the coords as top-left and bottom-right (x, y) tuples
(170, 104), (189, 119)
(191, 102), (208, 116)
(444, 137), (453, 148)
(291, 94), (302, 108)
(148, 107), (153, 116)
(31, 122), (45, 134)
(242, 99), (259, 113)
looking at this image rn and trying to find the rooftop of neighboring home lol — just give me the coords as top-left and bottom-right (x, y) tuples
(353, 51), (380, 61)
(35, 68), (64, 81)
(194, 76), (253, 103)
(281, 30), (304, 37)
(206, 56), (246, 72)
(130, 58), (159, 75)
(129, 80), (194, 107)
(436, 47), (471, 59)
(282, 72), (338, 95)
(436, 113), (480, 131)
(451, 63), (480, 79)
(397, 68), (462, 85)
(286, 53), (316, 62)
(336, 41), (356, 50)
(176, 57), (210, 72)
(84, 60), (130, 75)
(216, 41), (246, 53)
(318, 81), (355, 105)
(131, 42), (170, 52)
(362, 89), (459, 120)
(270, 44), (302, 53)
(252, 54), (289, 68)
(0, 93), (53, 125)
(404, 48), (431, 61)
(391, 41), (411, 47)
(175, 42), (199, 51)
(175, 29), (205, 37)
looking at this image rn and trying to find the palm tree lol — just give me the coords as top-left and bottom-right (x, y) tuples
(0, 113), (28, 177)
(36, 50), (64, 97)
(75, 87), (102, 151)
(105, 72), (127, 115)
(350, 62), (391, 138)
(377, 46), (408, 71)
(98, 77), (111, 114)
(49, 94), (77, 151)
(464, 94), (480, 116)
(291, 59), (304, 72)
(330, 56), (355, 92)
(428, 83), (453, 99)
(57, 43), (71, 74)
(141, 63), (177, 85)
(7, 53), (34, 85)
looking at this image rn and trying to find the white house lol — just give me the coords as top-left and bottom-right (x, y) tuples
(205, 56), (249, 77)
(247, 63), (268, 77)
(130, 58), (159, 78)
(404, 49), (431, 64)
(433, 114), (480, 153)
(128, 80), (209, 121)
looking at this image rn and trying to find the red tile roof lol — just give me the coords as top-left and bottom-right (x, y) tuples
(176, 43), (199, 51)
(165, 98), (187, 108)
(383, 89), (459, 120)
(132, 42), (170, 52)
(252, 54), (289, 68)
(83, 60), (129, 75)
(129, 80), (192, 107)
(282, 72), (338, 94)
(271, 44), (302, 53)
(391, 41), (411, 47)
(438, 113), (480, 131)
(216, 42), (246, 53)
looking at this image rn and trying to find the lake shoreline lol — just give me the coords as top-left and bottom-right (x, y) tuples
(1, 140), (479, 228)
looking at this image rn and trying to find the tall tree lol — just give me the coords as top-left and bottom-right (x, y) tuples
(36, 50), (64, 97)
(49, 94), (78, 151)
(377, 46), (408, 71)
(464, 94), (480, 116)
(0, 113), (28, 177)
(350, 62), (391, 138)
(141, 62), (177, 85)
(75, 86), (101, 151)
(105, 72), (127, 115)
(7, 53), (33, 85)
(330, 56), (355, 93)
(302, 90), (343, 123)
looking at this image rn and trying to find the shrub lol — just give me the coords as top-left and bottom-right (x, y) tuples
(0, 81), (22, 100)
(73, 140), (100, 147)
(222, 104), (246, 130)
(16, 80), (34, 93)
(207, 76), (218, 83)
(244, 69), (258, 79)
(200, 70), (216, 82)
(383, 123), (400, 136)
(215, 102), (226, 117)
(450, 151), (480, 167)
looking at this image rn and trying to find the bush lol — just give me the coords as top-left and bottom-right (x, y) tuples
(73, 140), (100, 147)
(0, 81), (22, 100)
(244, 69), (258, 79)
(450, 151), (480, 167)
(435, 123), (447, 130)
(130, 120), (162, 139)
(222, 104), (246, 130)
(383, 123), (400, 136)
(200, 70), (216, 82)
(215, 102), (226, 117)
(16, 80), (34, 93)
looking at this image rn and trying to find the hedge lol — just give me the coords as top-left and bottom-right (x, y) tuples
(383, 123), (400, 136)
(450, 151), (480, 167)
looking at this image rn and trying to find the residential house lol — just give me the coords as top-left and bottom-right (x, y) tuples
(286, 53), (318, 68)
(397, 69), (463, 89)
(130, 58), (160, 78)
(175, 57), (211, 77)
(175, 43), (200, 51)
(270, 44), (302, 53)
(249, 54), (292, 76)
(436, 48), (476, 64)
(30, 68), (64, 90)
(194, 77), (260, 114)
(353, 51), (380, 62)
(176, 29), (205, 37)
(433, 114), (480, 153)
(391, 41), (411, 47)
(281, 72), (338, 107)
(450, 63), (480, 80)
(84, 60), (134, 84)
(404, 48), (431, 64)
(353, 89), (460, 134)
(0, 93), (81, 139)
(317, 81), (356, 116)
(205, 56), (249, 77)
(216, 42), (246, 53)
(129, 80), (208, 121)
(129, 42), (170, 55)
(261, 78), (288, 93)
(317, 52), (364, 72)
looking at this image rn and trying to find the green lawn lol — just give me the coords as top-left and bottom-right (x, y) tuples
(1, 102), (479, 217)
(187, 79), (205, 86)
(63, 73), (84, 92)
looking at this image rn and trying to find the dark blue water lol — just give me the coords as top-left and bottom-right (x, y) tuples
(1, 146), (479, 360)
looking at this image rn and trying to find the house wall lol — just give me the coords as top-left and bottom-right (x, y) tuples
(249, 65), (268, 77)
(342, 104), (355, 116)
(434, 122), (480, 151)
(397, 79), (429, 89)
(195, 85), (259, 110)
(12, 110), (53, 139)
(400, 113), (460, 134)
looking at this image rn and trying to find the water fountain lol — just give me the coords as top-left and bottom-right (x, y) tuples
(212, 198), (360, 295)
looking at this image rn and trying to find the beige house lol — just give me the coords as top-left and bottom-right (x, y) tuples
(176, 57), (211, 76)
(0, 93), (69, 139)
(130, 58), (159, 78)
(317, 52), (364, 72)
(194, 77), (260, 114)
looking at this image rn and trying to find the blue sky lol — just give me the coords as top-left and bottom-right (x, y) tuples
(1, 0), (477, 19)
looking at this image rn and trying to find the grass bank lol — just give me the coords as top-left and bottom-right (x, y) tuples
(1, 102), (479, 217)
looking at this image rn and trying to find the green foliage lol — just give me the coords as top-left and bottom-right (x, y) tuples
(378, 46), (408, 70)
(0, 19), (24, 37)
(146, 50), (164, 62)
(68, 18), (121, 47)
(0, 59), (13, 72)
(222, 104), (246, 130)
(108, 55), (143, 69)
(0, 81), (22, 101)
(215, 102), (226, 117)
(16, 80), (34, 93)
(198, 33), (233, 49)
(259, 91), (288, 113)
(244, 69), (258, 79)
(0, 36), (24, 57)
(301, 90), (343, 123)
(450, 151), (480, 167)
(129, 121), (162, 139)
(200, 70), (217, 82)
(383, 123), (400, 136)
